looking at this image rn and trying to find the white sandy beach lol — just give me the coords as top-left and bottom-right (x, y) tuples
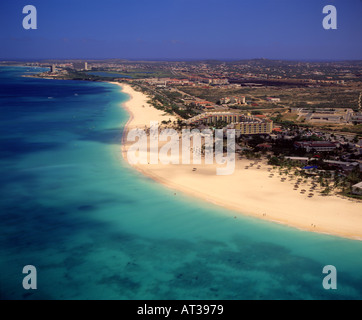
(114, 82), (362, 241)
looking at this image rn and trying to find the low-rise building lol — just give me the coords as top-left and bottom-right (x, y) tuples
(285, 156), (310, 163)
(220, 96), (246, 105)
(294, 141), (337, 152)
(145, 78), (168, 86)
(192, 100), (215, 109)
(298, 108), (354, 124)
(267, 97), (281, 103)
(209, 78), (229, 85)
(352, 182), (362, 195)
(352, 113), (362, 124)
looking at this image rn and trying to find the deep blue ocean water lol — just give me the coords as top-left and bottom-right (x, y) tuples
(0, 66), (361, 300)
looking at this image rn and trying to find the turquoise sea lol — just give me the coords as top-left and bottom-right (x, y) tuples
(0, 66), (361, 300)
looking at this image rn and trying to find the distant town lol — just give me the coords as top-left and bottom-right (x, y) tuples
(3, 58), (362, 199)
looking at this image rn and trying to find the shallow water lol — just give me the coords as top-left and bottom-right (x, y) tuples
(0, 66), (361, 300)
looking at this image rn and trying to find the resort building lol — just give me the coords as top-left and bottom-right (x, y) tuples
(285, 156), (310, 163)
(209, 78), (229, 85)
(186, 112), (252, 125)
(184, 100), (215, 110)
(144, 78), (168, 86)
(267, 97), (281, 103)
(230, 120), (273, 135)
(73, 61), (88, 71)
(294, 141), (338, 153)
(352, 182), (362, 195)
(186, 112), (273, 135)
(220, 96), (246, 105)
(292, 108), (355, 124)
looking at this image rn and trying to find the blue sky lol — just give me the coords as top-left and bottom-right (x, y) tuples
(0, 0), (361, 60)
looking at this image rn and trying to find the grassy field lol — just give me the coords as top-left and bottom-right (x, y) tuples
(179, 85), (362, 110)
(125, 69), (176, 79)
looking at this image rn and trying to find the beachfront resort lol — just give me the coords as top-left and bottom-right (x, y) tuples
(117, 81), (362, 240)
(11, 59), (362, 239)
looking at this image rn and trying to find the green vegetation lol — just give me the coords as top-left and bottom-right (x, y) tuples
(123, 70), (175, 79)
(90, 67), (176, 79)
(339, 125), (362, 134)
(251, 110), (264, 115)
(267, 156), (301, 168)
(267, 155), (362, 199)
(211, 120), (228, 129)
(133, 85), (195, 119)
(341, 193), (362, 200)
(242, 150), (262, 160)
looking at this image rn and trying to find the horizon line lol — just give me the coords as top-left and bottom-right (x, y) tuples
(1, 57), (362, 63)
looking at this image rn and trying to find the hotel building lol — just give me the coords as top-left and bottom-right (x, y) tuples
(186, 112), (273, 135)
(294, 141), (337, 152)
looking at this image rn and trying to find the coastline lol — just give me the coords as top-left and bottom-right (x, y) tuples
(113, 82), (362, 241)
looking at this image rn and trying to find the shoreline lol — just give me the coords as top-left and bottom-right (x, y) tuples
(112, 81), (362, 241)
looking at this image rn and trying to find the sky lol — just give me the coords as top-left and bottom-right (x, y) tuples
(0, 0), (361, 60)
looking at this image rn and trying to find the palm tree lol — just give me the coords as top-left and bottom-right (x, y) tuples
(339, 178), (349, 193)
(333, 175), (340, 190)
(318, 176), (325, 188)
(322, 185), (331, 196)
